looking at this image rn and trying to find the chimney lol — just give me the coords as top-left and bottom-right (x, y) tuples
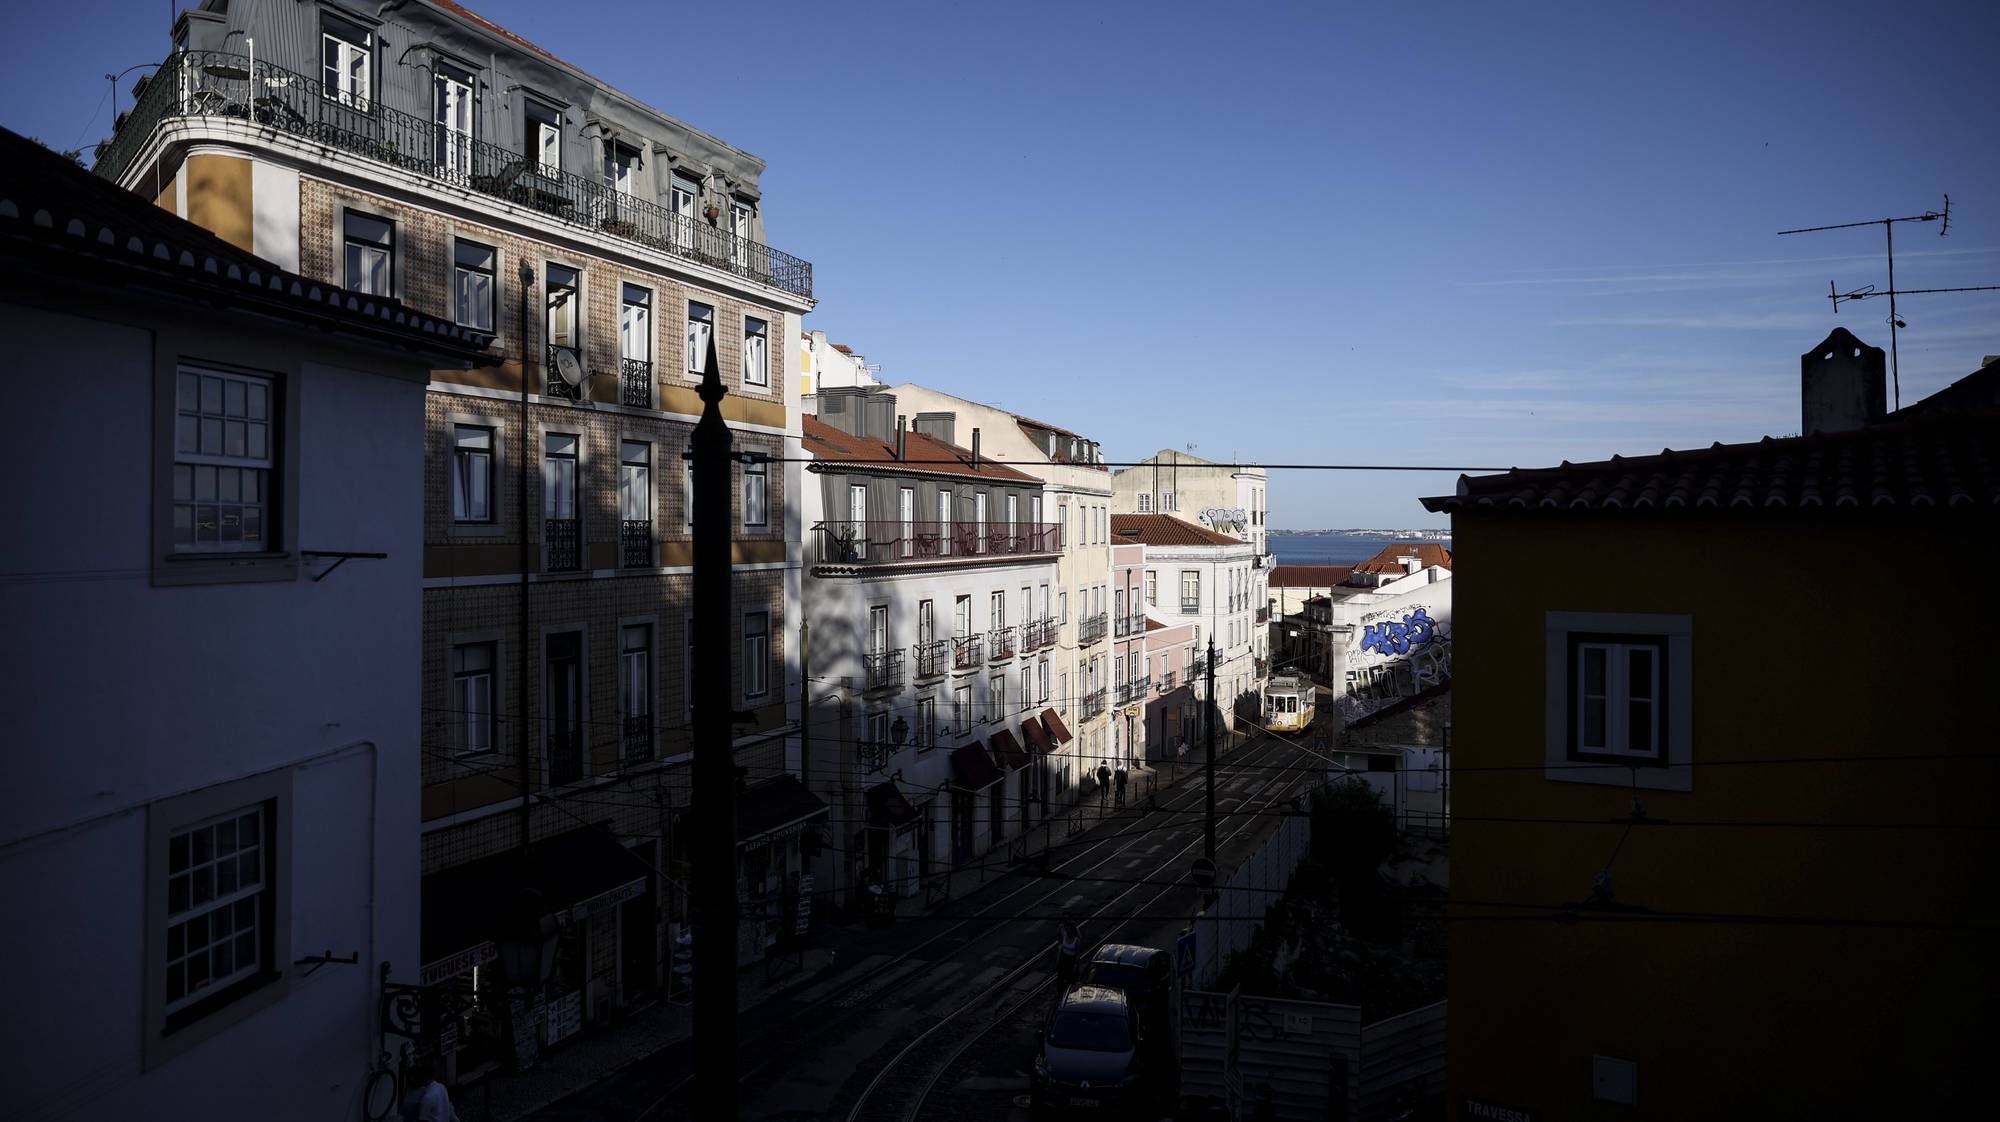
(1401, 556), (1422, 576)
(895, 414), (907, 462)
(1801, 328), (1886, 434)
(971, 427), (981, 469)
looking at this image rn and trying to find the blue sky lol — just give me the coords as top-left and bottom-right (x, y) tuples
(5, 0), (1996, 527)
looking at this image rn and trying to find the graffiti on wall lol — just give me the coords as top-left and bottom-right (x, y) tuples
(1359, 607), (1439, 656)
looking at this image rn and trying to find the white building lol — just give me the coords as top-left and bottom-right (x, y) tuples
(1111, 448), (1272, 558)
(1111, 515), (1266, 733)
(886, 384), (1119, 799)
(800, 392), (1064, 901)
(1277, 544), (1453, 721)
(0, 133), (491, 1119)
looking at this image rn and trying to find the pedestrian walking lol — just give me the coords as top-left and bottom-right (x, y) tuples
(1114, 763), (1128, 808)
(400, 1058), (457, 1122)
(1056, 916), (1081, 990)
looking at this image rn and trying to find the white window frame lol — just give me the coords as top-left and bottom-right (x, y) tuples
(743, 457), (768, 528)
(173, 365), (276, 553)
(686, 301), (714, 377)
(320, 19), (372, 110)
(621, 284), (652, 364)
(526, 99), (562, 177)
(451, 423), (494, 524)
(434, 64), (473, 176)
(1137, 492), (1152, 513)
(342, 210), (393, 297)
(1544, 611), (1693, 792)
(621, 622), (655, 762)
(899, 487), (916, 558)
(452, 640), (497, 756)
(742, 316), (770, 387)
(742, 611), (771, 699)
(453, 239), (496, 333)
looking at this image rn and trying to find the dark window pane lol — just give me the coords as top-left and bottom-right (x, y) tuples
(226, 420), (247, 457)
(247, 382), (268, 421)
(242, 506), (262, 544)
(192, 865), (214, 906)
(239, 852), (260, 888)
(192, 827), (211, 865)
(200, 417), (222, 455)
(168, 923), (185, 960)
(1582, 647), (1606, 696)
(170, 834), (189, 872)
(1629, 700), (1654, 753)
(218, 860), (238, 895)
(178, 373), (198, 410)
(224, 379), (246, 417)
(188, 953), (210, 990)
(213, 939), (234, 977)
(201, 376), (222, 414)
(168, 874), (189, 914)
(1583, 697), (1606, 747)
(1628, 647), (1655, 699)
(177, 415), (198, 453)
(216, 818), (236, 855)
(166, 962), (185, 1002)
(235, 932), (256, 965)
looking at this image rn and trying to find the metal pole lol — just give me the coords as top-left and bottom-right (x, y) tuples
(690, 359), (739, 1120)
(516, 264), (534, 855)
(798, 617), (810, 794)
(1204, 636), (1217, 872)
(1885, 219), (1901, 410)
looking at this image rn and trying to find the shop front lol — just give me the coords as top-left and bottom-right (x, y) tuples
(987, 728), (1032, 838)
(949, 742), (1003, 861)
(729, 774), (829, 965)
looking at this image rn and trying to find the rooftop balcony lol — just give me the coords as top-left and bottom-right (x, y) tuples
(97, 51), (812, 300)
(810, 520), (1059, 568)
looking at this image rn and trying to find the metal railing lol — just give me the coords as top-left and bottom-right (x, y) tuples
(810, 520), (1059, 565)
(864, 649), (904, 691)
(620, 519), (651, 568)
(1081, 689), (1108, 719)
(96, 51), (813, 300)
(912, 639), (949, 678)
(620, 357), (653, 407)
(1114, 613), (1134, 639)
(546, 345), (583, 401)
(1161, 671), (1178, 691)
(1124, 613), (1149, 637)
(548, 728), (582, 786)
(1022, 617), (1057, 651)
(544, 518), (582, 572)
(988, 626), (1016, 661)
(1255, 657), (1270, 678)
(1255, 605), (1271, 623)
(622, 714), (652, 762)
(1077, 613), (1108, 646)
(857, 740), (894, 774)
(1116, 676), (1152, 705)
(1181, 597), (1202, 614)
(952, 635), (984, 670)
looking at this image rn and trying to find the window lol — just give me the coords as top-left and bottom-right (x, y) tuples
(321, 14), (371, 109)
(451, 424), (493, 523)
(868, 605), (889, 656)
(173, 367), (273, 552)
(973, 492), (988, 552)
(1057, 500), (1067, 547)
(729, 200), (753, 266)
(917, 696), (937, 748)
(1163, 490), (1176, 512)
(547, 263), (580, 347)
(670, 174), (699, 225)
(938, 490), (953, 554)
(953, 684), (971, 730)
(742, 612), (770, 698)
(343, 212), (392, 296)
(849, 483), (868, 558)
(622, 624), (653, 763)
(621, 284), (652, 363)
(1145, 571), (1157, 606)
(684, 456), (694, 527)
(525, 99), (562, 176)
(743, 317), (769, 387)
(990, 674), (1006, 722)
(1059, 591), (1068, 624)
(453, 241), (496, 332)
(954, 595), (972, 638)
(453, 641), (496, 755)
(620, 441), (651, 558)
(434, 63), (473, 174)
(1181, 570), (1201, 613)
(918, 600), (935, 645)
(899, 488), (916, 558)
(163, 803), (273, 1026)
(1038, 658), (1050, 702)
(686, 302), (714, 376)
(991, 590), (1006, 629)
(1545, 612), (1692, 791)
(1137, 492), (1152, 513)
(543, 434), (578, 521)
(605, 141), (638, 194)
(743, 458), (768, 528)
(1021, 667), (1033, 713)
(544, 632), (584, 785)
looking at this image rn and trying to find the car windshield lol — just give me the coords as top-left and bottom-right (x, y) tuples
(1047, 1010), (1132, 1052)
(1084, 962), (1149, 997)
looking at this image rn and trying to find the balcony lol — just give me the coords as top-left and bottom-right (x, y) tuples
(1116, 677), (1152, 706)
(1161, 671), (1178, 692)
(622, 714), (653, 762)
(810, 520), (1059, 567)
(1114, 612), (1148, 639)
(1081, 689), (1108, 719)
(912, 639), (949, 679)
(864, 649), (905, 692)
(1077, 613), (1109, 646)
(952, 635), (984, 671)
(1023, 617), (1057, 651)
(1255, 657), (1271, 678)
(96, 51), (813, 300)
(620, 519), (652, 568)
(620, 357), (653, 407)
(1256, 605), (1271, 624)
(548, 728), (582, 786)
(857, 740), (894, 774)
(1181, 597), (1202, 614)
(544, 345), (585, 401)
(544, 518), (582, 572)
(988, 626), (1016, 661)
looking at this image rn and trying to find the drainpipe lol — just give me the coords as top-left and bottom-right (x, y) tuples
(971, 428), (980, 470)
(517, 263), (534, 858)
(895, 415), (906, 462)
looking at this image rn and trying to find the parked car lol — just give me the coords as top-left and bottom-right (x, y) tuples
(1033, 984), (1146, 1113)
(1079, 943), (1175, 1045)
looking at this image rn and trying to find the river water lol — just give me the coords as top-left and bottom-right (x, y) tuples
(1268, 533), (1451, 566)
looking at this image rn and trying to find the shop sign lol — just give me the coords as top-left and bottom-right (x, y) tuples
(420, 941), (497, 987)
(1462, 1098), (1538, 1122)
(570, 878), (646, 923)
(436, 1022), (460, 1057)
(545, 990), (583, 1046)
(794, 873), (815, 936)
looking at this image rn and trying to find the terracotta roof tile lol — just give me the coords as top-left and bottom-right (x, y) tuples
(1269, 564), (1356, 587)
(1352, 543), (1454, 573)
(803, 415), (1038, 482)
(1423, 413), (2000, 515)
(1110, 514), (1245, 547)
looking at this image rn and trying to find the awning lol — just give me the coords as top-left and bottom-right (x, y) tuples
(1021, 716), (1053, 756)
(738, 774), (830, 846)
(988, 728), (1028, 770)
(1040, 708), (1074, 745)
(950, 743), (1003, 790)
(420, 825), (649, 981)
(865, 779), (923, 827)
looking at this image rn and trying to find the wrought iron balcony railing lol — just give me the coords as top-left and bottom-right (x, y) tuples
(857, 740), (894, 774)
(988, 626), (1016, 661)
(544, 517), (582, 572)
(96, 52), (813, 300)
(1115, 676), (1152, 705)
(545, 345), (583, 401)
(1160, 671), (1178, 692)
(1077, 613), (1108, 646)
(1023, 617), (1057, 651)
(548, 728), (582, 786)
(912, 638), (949, 679)
(864, 649), (904, 691)
(620, 357), (653, 407)
(622, 713), (653, 762)
(620, 519), (652, 568)
(1256, 605), (1271, 623)
(952, 635), (984, 671)
(810, 520), (1059, 566)
(1255, 657), (1270, 678)
(1081, 689), (1108, 719)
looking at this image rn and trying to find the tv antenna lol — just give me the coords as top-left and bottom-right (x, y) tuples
(1778, 195), (2000, 409)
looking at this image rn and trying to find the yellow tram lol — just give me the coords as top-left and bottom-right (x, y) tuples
(1261, 673), (1316, 734)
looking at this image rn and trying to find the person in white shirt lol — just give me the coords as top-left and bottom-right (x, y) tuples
(401, 1058), (456, 1122)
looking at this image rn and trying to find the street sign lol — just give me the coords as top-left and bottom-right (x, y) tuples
(1189, 856), (1216, 889)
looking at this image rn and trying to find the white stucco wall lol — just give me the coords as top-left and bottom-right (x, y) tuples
(0, 303), (425, 1121)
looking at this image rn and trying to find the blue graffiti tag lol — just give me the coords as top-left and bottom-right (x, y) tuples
(1360, 607), (1436, 656)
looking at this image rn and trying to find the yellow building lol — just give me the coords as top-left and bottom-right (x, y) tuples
(1424, 331), (1998, 1120)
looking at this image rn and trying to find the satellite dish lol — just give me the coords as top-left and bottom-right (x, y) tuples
(555, 348), (584, 388)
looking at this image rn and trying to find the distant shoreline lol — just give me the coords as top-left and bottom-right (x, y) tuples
(1269, 529), (1452, 540)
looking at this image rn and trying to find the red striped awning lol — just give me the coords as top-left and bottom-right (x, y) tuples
(1040, 708), (1073, 745)
(987, 729), (1028, 770)
(1021, 717), (1053, 755)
